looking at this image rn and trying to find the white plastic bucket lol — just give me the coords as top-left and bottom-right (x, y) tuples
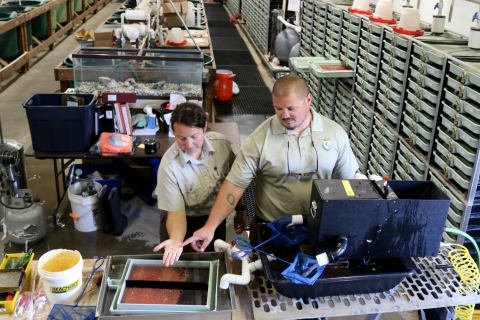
(38, 249), (84, 304)
(68, 181), (101, 232)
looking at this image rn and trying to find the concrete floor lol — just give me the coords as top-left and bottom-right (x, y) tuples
(0, 3), (420, 319)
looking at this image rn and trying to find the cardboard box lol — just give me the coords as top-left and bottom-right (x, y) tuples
(93, 30), (114, 47)
(162, 1), (188, 27)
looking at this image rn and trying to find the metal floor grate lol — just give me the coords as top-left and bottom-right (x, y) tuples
(214, 86), (274, 116)
(209, 28), (242, 38)
(204, 3), (229, 13)
(207, 20), (237, 28)
(211, 37), (249, 51)
(216, 66), (265, 87)
(205, 13), (231, 21)
(248, 246), (480, 319)
(214, 50), (256, 66)
(242, 179), (256, 230)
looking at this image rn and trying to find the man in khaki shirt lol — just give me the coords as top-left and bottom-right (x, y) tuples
(183, 74), (359, 251)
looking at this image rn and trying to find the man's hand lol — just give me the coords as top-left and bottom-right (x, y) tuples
(181, 226), (215, 252)
(234, 210), (245, 235)
(153, 239), (184, 266)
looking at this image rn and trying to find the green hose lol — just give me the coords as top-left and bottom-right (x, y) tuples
(445, 227), (480, 268)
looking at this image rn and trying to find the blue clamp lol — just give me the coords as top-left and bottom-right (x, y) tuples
(473, 12), (479, 22)
(434, 3), (438, 9)
(231, 236), (291, 265)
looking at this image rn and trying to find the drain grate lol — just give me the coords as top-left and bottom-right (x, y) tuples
(248, 246), (480, 319)
(211, 37), (249, 51)
(214, 87), (274, 116)
(214, 50), (256, 66)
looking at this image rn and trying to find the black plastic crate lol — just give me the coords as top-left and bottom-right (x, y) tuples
(256, 224), (416, 299)
(23, 93), (96, 152)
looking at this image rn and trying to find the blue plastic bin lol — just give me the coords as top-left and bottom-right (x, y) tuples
(67, 163), (121, 195)
(23, 93), (96, 152)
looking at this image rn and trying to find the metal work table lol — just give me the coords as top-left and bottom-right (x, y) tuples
(24, 122), (241, 221)
(248, 245), (480, 319)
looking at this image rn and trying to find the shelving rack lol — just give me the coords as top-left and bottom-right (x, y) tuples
(241, 0), (282, 55)
(297, 0), (480, 251)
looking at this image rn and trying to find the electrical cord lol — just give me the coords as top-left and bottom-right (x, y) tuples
(447, 244), (479, 320)
(444, 228), (480, 320)
(445, 227), (480, 267)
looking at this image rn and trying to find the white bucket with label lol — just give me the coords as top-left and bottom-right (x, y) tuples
(68, 182), (102, 232)
(38, 249), (84, 304)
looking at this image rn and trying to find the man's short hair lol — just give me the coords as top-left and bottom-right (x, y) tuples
(272, 74), (309, 100)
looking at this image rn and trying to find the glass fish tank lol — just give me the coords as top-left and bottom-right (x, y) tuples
(72, 48), (203, 99)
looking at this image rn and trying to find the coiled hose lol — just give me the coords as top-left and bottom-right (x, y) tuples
(445, 228), (480, 320)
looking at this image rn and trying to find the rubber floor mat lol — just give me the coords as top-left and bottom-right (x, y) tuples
(216, 66), (265, 86)
(204, 4), (228, 11)
(211, 37), (249, 51)
(214, 50), (256, 66)
(214, 86), (274, 116)
(205, 13), (230, 21)
(208, 20), (236, 28)
(209, 28), (241, 38)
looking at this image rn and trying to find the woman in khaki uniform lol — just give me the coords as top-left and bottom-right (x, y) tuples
(153, 103), (240, 266)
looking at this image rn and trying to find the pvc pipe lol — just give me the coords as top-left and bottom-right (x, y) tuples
(196, 3), (201, 27)
(277, 15), (301, 33)
(219, 256), (252, 289)
(248, 259), (264, 273)
(125, 9), (147, 20)
(136, 0), (151, 11)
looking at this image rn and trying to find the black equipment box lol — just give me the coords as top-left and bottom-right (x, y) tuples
(307, 180), (450, 258)
(256, 224), (416, 299)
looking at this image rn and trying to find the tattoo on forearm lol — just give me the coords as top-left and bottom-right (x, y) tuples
(226, 194), (235, 206)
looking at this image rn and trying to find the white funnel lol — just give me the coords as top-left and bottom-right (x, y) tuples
(370, 0), (396, 24)
(393, 8), (424, 36)
(348, 0), (372, 15)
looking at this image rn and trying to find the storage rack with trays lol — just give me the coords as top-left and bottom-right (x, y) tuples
(334, 81), (353, 133)
(350, 97), (374, 173)
(400, 40), (447, 161)
(375, 28), (410, 130)
(323, 5), (343, 60)
(293, 1), (480, 255)
(226, 0), (240, 15)
(299, 0), (314, 57)
(308, 69), (321, 112)
(367, 115), (397, 179)
(318, 78), (336, 118)
(355, 19), (383, 107)
(430, 57), (480, 246)
(339, 9), (361, 71)
(242, 0), (283, 55)
(311, 0), (327, 57)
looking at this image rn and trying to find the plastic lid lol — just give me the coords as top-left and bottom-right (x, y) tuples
(392, 25), (424, 36)
(369, 15), (396, 24)
(348, 7), (372, 15)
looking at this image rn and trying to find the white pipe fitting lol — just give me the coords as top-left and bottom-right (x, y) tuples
(215, 239), (258, 289)
(277, 16), (302, 34)
(219, 255), (253, 289)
